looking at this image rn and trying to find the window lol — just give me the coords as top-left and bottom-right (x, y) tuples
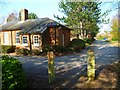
(22, 36), (27, 44)
(33, 36), (39, 45)
(16, 32), (20, 44)
(4, 32), (9, 45)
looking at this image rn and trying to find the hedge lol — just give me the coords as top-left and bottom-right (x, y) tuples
(52, 45), (67, 53)
(84, 38), (93, 45)
(42, 39), (85, 53)
(15, 48), (30, 56)
(1, 45), (16, 54)
(67, 39), (85, 52)
(1, 55), (27, 90)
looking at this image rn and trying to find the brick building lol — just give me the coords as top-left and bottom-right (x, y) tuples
(0, 9), (71, 52)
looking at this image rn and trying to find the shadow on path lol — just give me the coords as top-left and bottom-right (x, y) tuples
(95, 65), (107, 79)
(50, 65), (87, 89)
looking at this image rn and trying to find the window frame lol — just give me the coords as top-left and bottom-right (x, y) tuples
(16, 32), (20, 44)
(33, 35), (39, 46)
(22, 35), (28, 46)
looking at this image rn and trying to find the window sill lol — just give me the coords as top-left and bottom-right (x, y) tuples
(3, 43), (9, 45)
(21, 44), (28, 46)
(33, 44), (39, 46)
(16, 43), (20, 45)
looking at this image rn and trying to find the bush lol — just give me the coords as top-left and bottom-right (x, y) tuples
(1, 55), (27, 90)
(15, 48), (30, 56)
(112, 38), (118, 41)
(84, 38), (92, 45)
(1, 45), (16, 53)
(42, 39), (85, 54)
(67, 39), (85, 52)
(42, 45), (52, 53)
(105, 40), (110, 42)
(52, 45), (67, 53)
(32, 49), (41, 55)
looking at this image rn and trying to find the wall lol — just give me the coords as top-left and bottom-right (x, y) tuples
(0, 30), (42, 51)
(42, 28), (51, 46)
(42, 27), (70, 47)
(0, 27), (70, 51)
(0, 30), (21, 46)
(64, 29), (70, 46)
(0, 32), (3, 45)
(58, 28), (70, 46)
(31, 34), (42, 51)
(19, 34), (42, 51)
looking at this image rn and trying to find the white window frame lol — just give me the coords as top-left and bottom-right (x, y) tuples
(4, 32), (9, 45)
(16, 32), (20, 44)
(33, 35), (39, 46)
(22, 35), (28, 46)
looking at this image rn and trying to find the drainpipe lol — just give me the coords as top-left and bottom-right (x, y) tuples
(11, 31), (13, 45)
(28, 34), (32, 54)
(55, 27), (56, 45)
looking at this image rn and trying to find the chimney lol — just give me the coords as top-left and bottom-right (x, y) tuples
(20, 9), (28, 21)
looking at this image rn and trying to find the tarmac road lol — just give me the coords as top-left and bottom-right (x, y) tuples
(13, 40), (120, 88)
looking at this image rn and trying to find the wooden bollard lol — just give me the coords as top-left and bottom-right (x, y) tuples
(47, 51), (55, 84)
(87, 49), (95, 81)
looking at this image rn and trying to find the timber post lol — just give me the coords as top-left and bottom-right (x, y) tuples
(87, 49), (95, 81)
(47, 51), (55, 84)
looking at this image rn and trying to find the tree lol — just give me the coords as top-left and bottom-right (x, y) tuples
(110, 17), (120, 41)
(28, 13), (38, 19)
(54, 0), (101, 39)
(6, 12), (18, 22)
(19, 12), (38, 20)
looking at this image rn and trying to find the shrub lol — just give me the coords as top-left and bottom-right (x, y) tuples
(42, 45), (52, 53)
(15, 47), (21, 55)
(52, 45), (67, 53)
(112, 38), (118, 41)
(67, 39), (85, 52)
(1, 45), (16, 54)
(84, 38), (92, 45)
(32, 49), (41, 55)
(0, 45), (2, 53)
(1, 55), (27, 90)
(105, 40), (110, 42)
(15, 48), (30, 56)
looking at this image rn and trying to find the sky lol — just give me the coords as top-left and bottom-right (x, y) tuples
(0, 0), (119, 33)
(99, 1), (118, 33)
(0, 0), (62, 22)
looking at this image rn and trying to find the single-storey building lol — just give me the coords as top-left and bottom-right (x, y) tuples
(0, 9), (71, 52)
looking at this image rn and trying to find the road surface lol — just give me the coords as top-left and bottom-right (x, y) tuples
(12, 40), (120, 88)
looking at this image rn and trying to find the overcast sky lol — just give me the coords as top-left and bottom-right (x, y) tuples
(0, 0), (119, 33)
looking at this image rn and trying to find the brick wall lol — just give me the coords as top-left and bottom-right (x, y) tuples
(42, 28), (51, 46)
(0, 27), (71, 50)
(58, 28), (70, 46)
(0, 30), (42, 51)
(42, 27), (70, 47)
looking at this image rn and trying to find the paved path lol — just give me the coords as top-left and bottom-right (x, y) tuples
(13, 40), (120, 88)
